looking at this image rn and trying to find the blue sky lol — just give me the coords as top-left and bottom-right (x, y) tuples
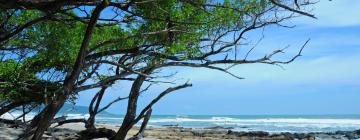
(77, 0), (360, 115)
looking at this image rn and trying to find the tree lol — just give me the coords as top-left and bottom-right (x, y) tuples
(0, 0), (316, 139)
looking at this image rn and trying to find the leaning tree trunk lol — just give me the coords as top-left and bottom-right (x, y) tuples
(20, 95), (67, 140)
(20, 2), (107, 139)
(134, 108), (152, 139)
(86, 87), (106, 130)
(112, 70), (189, 140)
(112, 74), (147, 140)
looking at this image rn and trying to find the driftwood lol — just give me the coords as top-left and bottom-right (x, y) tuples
(0, 118), (22, 125)
(78, 128), (116, 140)
(0, 118), (25, 128)
(55, 119), (87, 127)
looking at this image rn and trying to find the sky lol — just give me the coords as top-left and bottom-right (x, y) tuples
(77, 0), (360, 115)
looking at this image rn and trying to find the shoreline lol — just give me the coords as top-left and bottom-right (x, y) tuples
(1, 121), (360, 140)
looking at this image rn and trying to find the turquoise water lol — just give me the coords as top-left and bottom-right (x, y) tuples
(92, 114), (360, 133)
(3, 112), (360, 133)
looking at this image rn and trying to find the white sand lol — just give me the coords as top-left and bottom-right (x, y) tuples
(0, 125), (23, 140)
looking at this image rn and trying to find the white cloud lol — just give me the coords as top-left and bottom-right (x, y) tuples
(296, 0), (360, 27)
(178, 54), (360, 86)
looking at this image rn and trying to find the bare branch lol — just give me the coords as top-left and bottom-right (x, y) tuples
(133, 82), (192, 123)
(270, 0), (317, 19)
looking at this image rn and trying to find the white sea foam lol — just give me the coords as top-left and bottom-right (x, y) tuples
(150, 117), (360, 125)
(147, 116), (360, 132)
(1, 112), (91, 120)
(65, 113), (89, 119)
(1, 112), (35, 121)
(2, 113), (360, 133)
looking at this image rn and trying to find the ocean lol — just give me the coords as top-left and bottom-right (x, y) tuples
(76, 114), (360, 133)
(3, 112), (360, 133)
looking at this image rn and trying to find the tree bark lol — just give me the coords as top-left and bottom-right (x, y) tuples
(19, 1), (108, 139)
(86, 87), (106, 129)
(134, 108), (152, 139)
(112, 73), (147, 140)
(21, 95), (67, 140)
(112, 70), (190, 140)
